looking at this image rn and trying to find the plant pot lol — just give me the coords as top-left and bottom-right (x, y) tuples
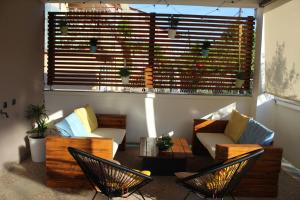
(168, 29), (176, 39)
(28, 136), (45, 163)
(235, 79), (245, 88)
(158, 144), (171, 151)
(90, 45), (97, 53)
(201, 49), (209, 57)
(121, 76), (129, 84)
(60, 26), (68, 35)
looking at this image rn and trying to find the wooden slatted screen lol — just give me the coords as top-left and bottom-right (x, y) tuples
(47, 12), (255, 93)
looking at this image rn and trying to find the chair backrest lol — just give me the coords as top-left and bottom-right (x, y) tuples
(181, 148), (264, 198)
(68, 147), (152, 197)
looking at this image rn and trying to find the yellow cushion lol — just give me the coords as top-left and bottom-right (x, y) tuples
(224, 110), (249, 142)
(134, 169), (151, 176)
(74, 105), (98, 132)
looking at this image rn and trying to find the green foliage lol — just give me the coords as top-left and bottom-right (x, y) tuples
(236, 71), (247, 80)
(118, 22), (132, 38)
(202, 41), (211, 50)
(169, 16), (179, 29)
(25, 104), (48, 138)
(119, 68), (131, 77)
(59, 20), (67, 27)
(90, 38), (98, 46)
(156, 135), (173, 151)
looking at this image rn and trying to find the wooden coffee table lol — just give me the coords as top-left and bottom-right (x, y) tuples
(139, 137), (193, 175)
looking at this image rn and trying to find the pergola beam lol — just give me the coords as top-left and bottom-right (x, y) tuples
(45, 0), (259, 8)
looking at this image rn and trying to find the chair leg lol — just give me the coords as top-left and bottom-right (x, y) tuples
(91, 191), (98, 200)
(137, 190), (146, 200)
(183, 191), (191, 200)
(230, 193), (236, 200)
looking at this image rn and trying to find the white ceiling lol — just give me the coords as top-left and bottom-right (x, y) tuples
(45, 0), (259, 8)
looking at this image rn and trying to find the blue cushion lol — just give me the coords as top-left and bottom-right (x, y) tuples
(238, 119), (274, 145)
(55, 119), (73, 137)
(64, 112), (89, 137)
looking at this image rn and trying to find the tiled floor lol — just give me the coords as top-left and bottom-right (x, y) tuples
(0, 147), (299, 200)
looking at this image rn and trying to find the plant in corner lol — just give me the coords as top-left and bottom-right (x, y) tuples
(156, 135), (173, 151)
(119, 68), (131, 84)
(25, 104), (48, 162)
(201, 41), (211, 57)
(89, 38), (98, 53)
(235, 71), (246, 88)
(59, 20), (68, 35)
(168, 15), (179, 39)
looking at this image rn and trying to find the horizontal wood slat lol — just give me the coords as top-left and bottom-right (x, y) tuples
(47, 12), (255, 92)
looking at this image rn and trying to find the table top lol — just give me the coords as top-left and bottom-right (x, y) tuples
(139, 137), (193, 158)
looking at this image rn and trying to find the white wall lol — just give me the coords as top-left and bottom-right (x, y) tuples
(0, 0), (44, 168)
(253, 0), (300, 169)
(256, 94), (300, 168)
(45, 91), (252, 143)
(264, 0), (300, 102)
(273, 103), (300, 168)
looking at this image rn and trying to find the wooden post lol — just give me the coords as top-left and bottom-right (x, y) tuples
(47, 12), (55, 86)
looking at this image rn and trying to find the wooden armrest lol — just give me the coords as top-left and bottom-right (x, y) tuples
(96, 114), (126, 129)
(215, 144), (262, 161)
(215, 144), (283, 162)
(46, 135), (113, 188)
(194, 119), (228, 133)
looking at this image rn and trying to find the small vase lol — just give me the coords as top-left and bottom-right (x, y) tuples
(121, 76), (129, 84)
(202, 49), (209, 57)
(60, 26), (68, 35)
(168, 29), (176, 39)
(158, 144), (170, 151)
(28, 136), (45, 163)
(235, 79), (245, 88)
(90, 45), (97, 53)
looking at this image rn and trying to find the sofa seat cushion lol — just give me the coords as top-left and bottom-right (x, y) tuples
(196, 133), (234, 158)
(90, 128), (126, 157)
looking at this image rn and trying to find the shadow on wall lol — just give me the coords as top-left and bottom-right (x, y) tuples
(266, 42), (299, 99)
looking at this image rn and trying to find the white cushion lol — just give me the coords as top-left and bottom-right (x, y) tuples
(196, 133), (234, 158)
(90, 128), (126, 157)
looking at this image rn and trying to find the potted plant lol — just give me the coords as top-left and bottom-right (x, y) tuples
(156, 135), (173, 151)
(59, 20), (68, 35)
(168, 16), (179, 39)
(25, 104), (48, 162)
(201, 41), (211, 57)
(90, 38), (98, 53)
(119, 68), (131, 84)
(235, 71), (246, 88)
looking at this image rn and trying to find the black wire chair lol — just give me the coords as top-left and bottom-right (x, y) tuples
(176, 149), (264, 200)
(68, 147), (153, 200)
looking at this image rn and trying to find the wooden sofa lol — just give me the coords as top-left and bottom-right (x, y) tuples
(192, 119), (283, 197)
(46, 114), (126, 188)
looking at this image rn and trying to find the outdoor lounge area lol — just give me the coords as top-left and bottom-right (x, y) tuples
(1, 0), (300, 199)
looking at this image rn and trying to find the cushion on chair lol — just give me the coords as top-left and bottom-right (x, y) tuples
(134, 169), (151, 176)
(55, 118), (73, 137)
(91, 128), (126, 144)
(224, 110), (250, 142)
(238, 119), (275, 145)
(64, 113), (89, 137)
(196, 133), (234, 158)
(74, 105), (98, 133)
